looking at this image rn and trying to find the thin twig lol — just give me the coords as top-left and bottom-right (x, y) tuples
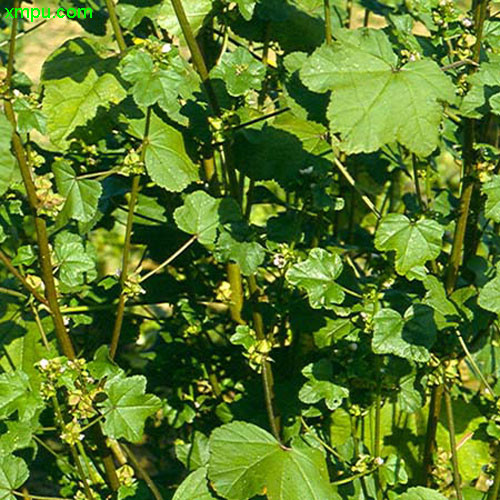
(456, 330), (494, 394)
(444, 383), (463, 500)
(0, 249), (48, 305)
(13, 492), (69, 500)
(110, 108), (151, 360)
(139, 235), (197, 283)
(121, 443), (165, 500)
(440, 59), (479, 71)
(332, 156), (381, 219)
(0, 20), (48, 48)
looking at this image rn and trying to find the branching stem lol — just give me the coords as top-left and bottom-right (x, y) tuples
(3, 0), (75, 360)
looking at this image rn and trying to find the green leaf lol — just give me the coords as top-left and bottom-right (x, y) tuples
(129, 111), (198, 192)
(88, 346), (123, 380)
(0, 326), (49, 387)
(120, 49), (181, 112)
(41, 38), (126, 147)
(328, 409), (351, 447)
(375, 214), (444, 275)
(372, 305), (436, 362)
(158, 0), (212, 39)
(313, 318), (357, 348)
(478, 265), (500, 314)
(300, 29), (455, 156)
(13, 99), (46, 135)
(461, 54), (500, 118)
(399, 487), (446, 500)
(397, 374), (423, 414)
(53, 160), (102, 223)
(174, 191), (220, 246)
(211, 47), (266, 97)
(299, 360), (349, 411)
(0, 371), (43, 422)
(286, 248), (344, 309)
(176, 431), (210, 471)
(235, 0), (256, 20)
(116, 1), (162, 30)
(54, 232), (96, 288)
(0, 115), (17, 197)
(11, 246), (36, 266)
(100, 375), (162, 442)
(0, 456), (29, 500)
(483, 175), (500, 222)
(422, 275), (459, 329)
(0, 422), (33, 457)
(379, 454), (408, 486)
(208, 421), (333, 500)
(173, 467), (215, 500)
(215, 231), (265, 275)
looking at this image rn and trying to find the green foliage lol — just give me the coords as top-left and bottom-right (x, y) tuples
(0, 456), (29, 500)
(172, 467), (215, 500)
(174, 191), (220, 245)
(53, 160), (102, 223)
(286, 248), (345, 309)
(0, 116), (17, 197)
(208, 422), (334, 500)
(129, 111), (198, 191)
(375, 213), (444, 275)
(100, 374), (162, 442)
(41, 38), (126, 147)
(300, 29), (455, 156)
(372, 306), (436, 362)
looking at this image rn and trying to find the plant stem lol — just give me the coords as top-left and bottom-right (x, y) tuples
(169, 0), (247, 324)
(110, 108), (151, 360)
(374, 360), (383, 500)
(248, 275), (281, 442)
(51, 397), (95, 500)
(13, 492), (69, 500)
(0, 19), (48, 49)
(90, 425), (120, 494)
(227, 262), (245, 324)
(346, 0), (353, 28)
(487, 446), (500, 500)
(363, 9), (371, 27)
(32, 436), (77, 477)
(332, 155), (381, 219)
(300, 416), (344, 461)
(428, 5), (489, 486)
(0, 286), (27, 300)
(120, 443), (165, 500)
(169, 0), (239, 200)
(412, 154), (424, 210)
(139, 235), (197, 283)
(445, 0), (488, 293)
(324, 0), (333, 45)
(171, 0), (281, 442)
(3, 0), (75, 360)
(103, 0), (127, 53)
(332, 467), (379, 486)
(444, 384), (463, 500)
(231, 108), (289, 132)
(422, 384), (444, 485)
(0, 249), (48, 305)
